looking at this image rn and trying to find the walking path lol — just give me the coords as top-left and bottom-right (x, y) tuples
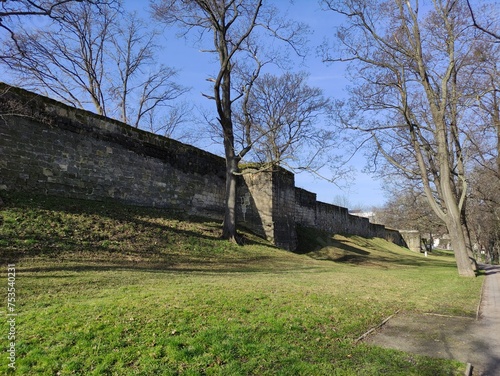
(473, 264), (500, 375)
(365, 264), (500, 375)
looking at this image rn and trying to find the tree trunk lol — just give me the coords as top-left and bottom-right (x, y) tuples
(222, 154), (239, 242)
(445, 204), (476, 277)
(461, 210), (478, 272)
(220, 100), (239, 242)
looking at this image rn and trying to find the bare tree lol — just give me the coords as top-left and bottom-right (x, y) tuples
(467, 162), (500, 264)
(322, 0), (499, 277)
(1, 2), (113, 114)
(142, 101), (193, 140)
(235, 71), (334, 174)
(0, 0), (115, 63)
(376, 186), (446, 248)
(474, 47), (500, 175)
(466, 0), (500, 41)
(1, 1), (189, 134)
(152, 0), (308, 242)
(465, 36), (500, 264)
(107, 12), (189, 127)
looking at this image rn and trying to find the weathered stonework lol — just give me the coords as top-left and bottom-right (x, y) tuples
(0, 83), (227, 220)
(0, 83), (411, 251)
(399, 230), (422, 253)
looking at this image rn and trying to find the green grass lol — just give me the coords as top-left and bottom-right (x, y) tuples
(0, 193), (484, 375)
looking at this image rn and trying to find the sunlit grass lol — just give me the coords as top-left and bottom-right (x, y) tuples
(0, 193), (483, 375)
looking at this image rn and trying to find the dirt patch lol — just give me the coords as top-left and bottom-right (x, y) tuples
(364, 312), (500, 376)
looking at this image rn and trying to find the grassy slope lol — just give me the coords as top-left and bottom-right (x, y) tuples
(0, 194), (484, 375)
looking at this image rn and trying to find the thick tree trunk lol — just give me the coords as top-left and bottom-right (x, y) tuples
(461, 211), (478, 272)
(445, 205), (476, 277)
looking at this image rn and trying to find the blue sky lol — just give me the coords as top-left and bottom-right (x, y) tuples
(127, 0), (387, 209)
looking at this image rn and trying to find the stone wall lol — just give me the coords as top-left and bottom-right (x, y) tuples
(0, 83), (410, 252)
(294, 186), (406, 246)
(399, 230), (422, 253)
(0, 83), (228, 220)
(238, 170), (273, 243)
(238, 168), (297, 250)
(270, 169), (297, 250)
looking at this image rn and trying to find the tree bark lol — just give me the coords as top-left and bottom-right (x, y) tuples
(445, 211), (476, 277)
(222, 153), (239, 242)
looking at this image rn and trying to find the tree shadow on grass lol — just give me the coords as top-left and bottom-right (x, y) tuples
(0, 193), (272, 267)
(18, 257), (317, 275)
(296, 225), (458, 269)
(480, 264), (500, 276)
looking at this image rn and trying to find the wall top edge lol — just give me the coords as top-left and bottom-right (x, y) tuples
(0, 82), (226, 163)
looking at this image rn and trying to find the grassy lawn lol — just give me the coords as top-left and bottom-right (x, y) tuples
(0, 194), (484, 375)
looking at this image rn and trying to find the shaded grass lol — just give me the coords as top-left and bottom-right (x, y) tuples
(0, 193), (484, 375)
(0, 193), (306, 272)
(297, 225), (455, 268)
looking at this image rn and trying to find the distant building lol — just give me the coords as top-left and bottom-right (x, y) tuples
(433, 234), (452, 250)
(349, 210), (376, 222)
